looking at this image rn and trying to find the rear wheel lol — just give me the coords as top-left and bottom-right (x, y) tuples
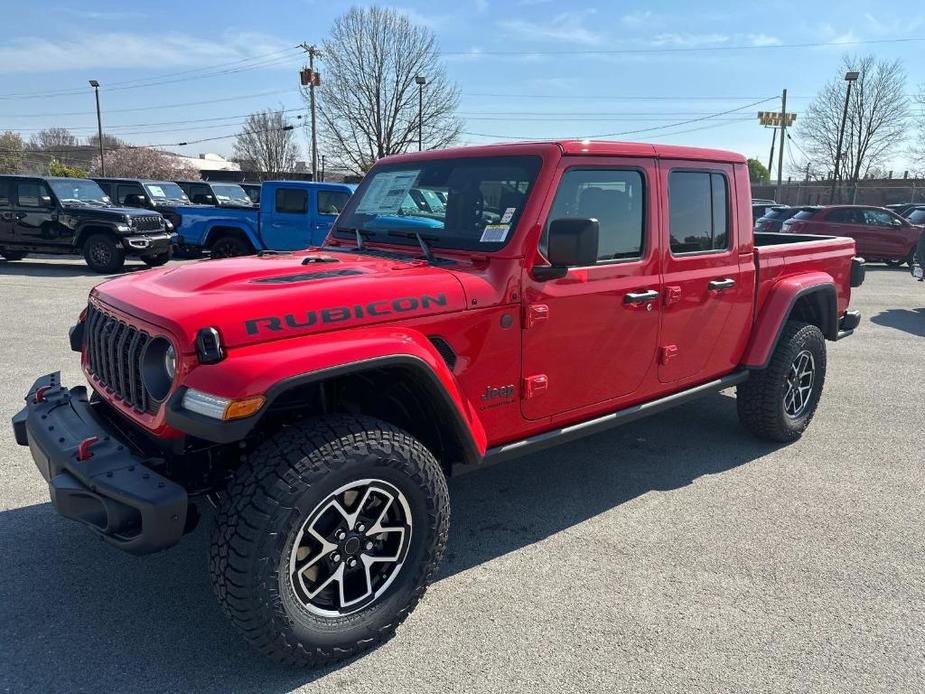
(210, 415), (450, 666)
(0, 251), (26, 261)
(141, 250), (172, 267)
(83, 234), (125, 273)
(209, 234), (252, 258)
(737, 320), (827, 442)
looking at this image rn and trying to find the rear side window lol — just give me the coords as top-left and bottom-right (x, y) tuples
(275, 187), (308, 214)
(0, 180), (9, 207)
(317, 190), (350, 215)
(792, 210), (818, 221)
(545, 168), (645, 261)
(668, 171), (729, 254)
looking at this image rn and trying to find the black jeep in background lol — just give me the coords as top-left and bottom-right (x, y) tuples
(0, 176), (174, 273)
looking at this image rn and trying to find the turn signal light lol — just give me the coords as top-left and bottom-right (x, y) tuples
(224, 396), (265, 420)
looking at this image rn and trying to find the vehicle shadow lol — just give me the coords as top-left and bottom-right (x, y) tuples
(870, 307), (925, 337)
(0, 259), (150, 279)
(0, 392), (778, 691)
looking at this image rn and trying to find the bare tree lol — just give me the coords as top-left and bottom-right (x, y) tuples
(0, 131), (25, 173)
(89, 147), (199, 180)
(797, 54), (909, 201)
(912, 83), (925, 175)
(317, 6), (462, 175)
(232, 110), (299, 178)
(87, 132), (126, 151)
(30, 127), (78, 152)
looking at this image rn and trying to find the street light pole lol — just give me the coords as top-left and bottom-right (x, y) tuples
(89, 80), (104, 176)
(415, 75), (427, 151)
(830, 70), (859, 204)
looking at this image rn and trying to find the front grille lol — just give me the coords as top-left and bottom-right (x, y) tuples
(85, 304), (156, 413)
(132, 215), (164, 232)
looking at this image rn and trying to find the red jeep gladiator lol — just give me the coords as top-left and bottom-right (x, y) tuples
(13, 141), (864, 665)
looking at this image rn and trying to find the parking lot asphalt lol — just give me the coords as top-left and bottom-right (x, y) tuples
(0, 257), (922, 693)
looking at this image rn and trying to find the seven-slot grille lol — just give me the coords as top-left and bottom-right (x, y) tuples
(132, 215), (164, 232)
(85, 304), (156, 413)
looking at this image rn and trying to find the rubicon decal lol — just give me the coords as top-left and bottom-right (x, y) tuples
(245, 293), (449, 335)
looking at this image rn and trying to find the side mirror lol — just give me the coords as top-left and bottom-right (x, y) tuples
(39, 194), (53, 208)
(534, 218), (599, 280)
(192, 194), (215, 205)
(123, 194), (147, 208)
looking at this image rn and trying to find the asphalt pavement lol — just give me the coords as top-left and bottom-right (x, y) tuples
(0, 257), (922, 693)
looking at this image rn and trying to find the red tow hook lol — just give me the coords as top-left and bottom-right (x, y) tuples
(77, 436), (99, 462)
(33, 385), (52, 403)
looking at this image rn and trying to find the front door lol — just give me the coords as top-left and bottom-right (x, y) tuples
(657, 164), (749, 383)
(261, 185), (311, 250)
(522, 160), (661, 420)
(12, 179), (60, 247)
(861, 208), (910, 259)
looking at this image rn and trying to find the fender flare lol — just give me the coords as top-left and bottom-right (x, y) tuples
(202, 222), (260, 250)
(742, 274), (838, 369)
(74, 221), (120, 249)
(165, 328), (487, 465)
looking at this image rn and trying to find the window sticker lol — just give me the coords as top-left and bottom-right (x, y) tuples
(480, 224), (510, 243)
(147, 185), (165, 198)
(500, 207), (516, 224)
(355, 170), (421, 215)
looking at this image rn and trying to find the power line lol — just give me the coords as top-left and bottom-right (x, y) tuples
(444, 36), (925, 56)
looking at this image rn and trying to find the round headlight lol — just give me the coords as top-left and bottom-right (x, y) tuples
(165, 344), (177, 381)
(141, 337), (176, 402)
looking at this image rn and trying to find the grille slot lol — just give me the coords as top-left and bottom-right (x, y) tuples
(132, 215), (164, 232)
(85, 305), (154, 413)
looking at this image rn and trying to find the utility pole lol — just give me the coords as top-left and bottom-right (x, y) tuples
(321, 155), (326, 183)
(415, 75), (427, 151)
(830, 71), (859, 204)
(776, 89), (787, 202)
(299, 43), (321, 181)
(89, 80), (104, 176)
(767, 127), (776, 178)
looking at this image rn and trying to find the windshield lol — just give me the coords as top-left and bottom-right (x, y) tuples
(211, 184), (253, 206)
(47, 179), (111, 207)
(143, 182), (190, 205)
(791, 210), (818, 221)
(908, 210), (925, 224)
(335, 155), (542, 250)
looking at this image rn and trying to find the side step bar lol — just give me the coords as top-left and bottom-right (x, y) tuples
(469, 370), (750, 469)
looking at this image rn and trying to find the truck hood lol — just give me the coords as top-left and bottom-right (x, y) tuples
(92, 249), (467, 349)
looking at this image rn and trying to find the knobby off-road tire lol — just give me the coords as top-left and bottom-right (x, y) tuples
(737, 320), (827, 442)
(209, 415), (450, 666)
(83, 233), (125, 273)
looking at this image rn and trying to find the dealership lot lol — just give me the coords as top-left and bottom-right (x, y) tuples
(0, 258), (922, 693)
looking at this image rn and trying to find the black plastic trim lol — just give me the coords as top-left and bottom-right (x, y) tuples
(68, 320), (84, 352)
(850, 257), (866, 288)
(835, 309), (861, 340)
(751, 284), (839, 370)
(478, 371), (749, 467)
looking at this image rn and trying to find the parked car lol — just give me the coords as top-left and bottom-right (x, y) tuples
(752, 202), (777, 223)
(885, 203), (920, 218)
(904, 206), (925, 225)
(0, 175), (173, 272)
(13, 140), (863, 666)
(782, 205), (921, 267)
(913, 230), (925, 281)
(92, 177), (203, 230)
(240, 183), (261, 205)
(175, 180), (255, 208)
(754, 205), (818, 232)
(174, 180), (354, 257)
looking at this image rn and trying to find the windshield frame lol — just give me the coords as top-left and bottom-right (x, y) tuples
(46, 178), (112, 207)
(333, 155), (542, 253)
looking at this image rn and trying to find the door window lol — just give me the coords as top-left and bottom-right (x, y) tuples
(116, 183), (145, 205)
(317, 190), (350, 215)
(275, 188), (308, 214)
(0, 180), (10, 207)
(544, 168), (645, 261)
(825, 208), (862, 224)
(668, 171), (729, 254)
(15, 181), (48, 207)
(863, 209), (898, 227)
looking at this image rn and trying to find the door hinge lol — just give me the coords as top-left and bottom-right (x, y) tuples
(524, 374), (549, 399)
(659, 345), (679, 365)
(524, 304), (549, 329)
(664, 285), (682, 306)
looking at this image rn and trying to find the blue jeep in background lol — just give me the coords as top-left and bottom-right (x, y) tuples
(173, 180), (355, 257)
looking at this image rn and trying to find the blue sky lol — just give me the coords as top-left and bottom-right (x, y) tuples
(3, 1), (923, 175)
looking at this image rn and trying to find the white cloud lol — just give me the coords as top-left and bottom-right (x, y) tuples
(650, 32), (730, 48)
(744, 33), (782, 47)
(621, 10), (656, 27)
(499, 10), (603, 46)
(0, 31), (293, 73)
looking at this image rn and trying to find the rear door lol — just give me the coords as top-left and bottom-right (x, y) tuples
(657, 163), (750, 383)
(260, 185), (312, 250)
(314, 188), (351, 245)
(521, 158), (661, 420)
(0, 180), (14, 245)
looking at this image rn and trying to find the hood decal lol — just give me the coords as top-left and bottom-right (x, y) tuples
(254, 268), (364, 284)
(245, 292), (449, 336)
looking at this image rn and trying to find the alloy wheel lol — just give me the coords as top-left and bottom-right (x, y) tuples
(784, 349), (815, 418)
(288, 478), (412, 617)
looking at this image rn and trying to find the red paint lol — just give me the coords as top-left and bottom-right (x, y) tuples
(82, 141), (859, 455)
(77, 436), (98, 461)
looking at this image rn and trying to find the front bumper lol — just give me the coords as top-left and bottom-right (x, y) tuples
(121, 232), (176, 255)
(11, 373), (188, 555)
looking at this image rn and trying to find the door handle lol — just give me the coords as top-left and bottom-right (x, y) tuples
(624, 289), (659, 304)
(708, 278), (736, 292)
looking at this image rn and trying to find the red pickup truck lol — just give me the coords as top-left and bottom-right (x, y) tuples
(13, 141), (864, 666)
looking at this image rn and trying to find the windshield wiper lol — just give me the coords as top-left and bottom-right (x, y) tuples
(335, 226), (377, 251)
(387, 230), (438, 264)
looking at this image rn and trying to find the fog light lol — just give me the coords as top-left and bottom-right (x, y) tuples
(182, 389), (264, 420)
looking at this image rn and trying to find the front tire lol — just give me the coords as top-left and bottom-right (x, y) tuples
(210, 415), (450, 666)
(1, 251), (26, 261)
(83, 234), (125, 273)
(737, 321), (827, 442)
